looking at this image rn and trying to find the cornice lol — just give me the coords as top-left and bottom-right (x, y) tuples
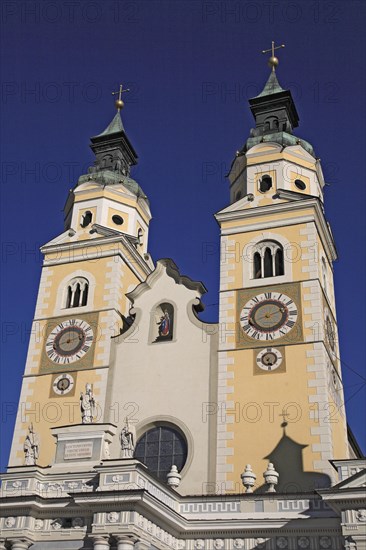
(65, 181), (152, 221)
(40, 231), (152, 278)
(215, 197), (337, 262)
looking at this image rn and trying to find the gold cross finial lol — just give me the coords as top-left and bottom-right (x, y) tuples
(262, 41), (285, 71)
(112, 84), (130, 112)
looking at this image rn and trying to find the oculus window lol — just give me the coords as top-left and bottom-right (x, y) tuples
(134, 426), (187, 480)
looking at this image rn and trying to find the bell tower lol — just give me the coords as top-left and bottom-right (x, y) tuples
(8, 88), (153, 468)
(215, 45), (348, 493)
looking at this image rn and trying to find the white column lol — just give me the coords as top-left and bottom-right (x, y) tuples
(116, 537), (135, 550)
(260, 252), (264, 278)
(135, 540), (150, 550)
(9, 541), (31, 550)
(272, 250), (276, 276)
(0, 541), (6, 550)
(92, 536), (110, 550)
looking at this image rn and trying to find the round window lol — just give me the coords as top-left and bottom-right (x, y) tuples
(295, 179), (306, 190)
(112, 215), (123, 226)
(134, 426), (188, 480)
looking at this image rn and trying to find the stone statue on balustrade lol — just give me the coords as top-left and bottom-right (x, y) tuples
(23, 424), (40, 465)
(80, 383), (96, 424)
(120, 419), (135, 458)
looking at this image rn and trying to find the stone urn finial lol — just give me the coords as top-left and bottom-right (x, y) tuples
(241, 464), (256, 493)
(167, 465), (181, 489)
(263, 462), (279, 492)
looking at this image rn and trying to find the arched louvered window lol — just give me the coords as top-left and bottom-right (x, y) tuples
(81, 211), (92, 228)
(254, 252), (262, 279)
(275, 248), (284, 276)
(253, 241), (284, 279)
(137, 228), (144, 246)
(259, 175), (272, 193)
(322, 257), (328, 295)
(65, 277), (89, 308)
(263, 247), (273, 277)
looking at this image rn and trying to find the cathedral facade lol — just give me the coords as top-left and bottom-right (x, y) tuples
(0, 55), (365, 549)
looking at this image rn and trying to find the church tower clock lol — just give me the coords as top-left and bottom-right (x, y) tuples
(8, 88), (154, 468)
(215, 44), (348, 493)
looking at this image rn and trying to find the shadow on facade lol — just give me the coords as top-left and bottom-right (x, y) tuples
(255, 427), (331, 493)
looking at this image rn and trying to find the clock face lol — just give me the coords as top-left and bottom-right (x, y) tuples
(256, 347), (283, 371)
(52, 373), (75, 395)
(240, 291), (298, 341)
(46, 319), (93, 364)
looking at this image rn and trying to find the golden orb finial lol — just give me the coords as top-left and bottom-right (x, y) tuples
(112, 84), (130, 112)
(115, 99), (124, 111)
(268, 56), (279, 69)
(262, 41), (285, 71)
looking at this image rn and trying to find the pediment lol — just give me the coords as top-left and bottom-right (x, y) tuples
(216, 195), (254, 216)
(284, 144), (316, 162)
(41, 229), (76, 248)
(247, 142), (283, 156)
(41, 223), (127, 249)
(332, 469), (366, 491)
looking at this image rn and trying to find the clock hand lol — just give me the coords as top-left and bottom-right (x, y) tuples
(255, 306), (287, 322)
(61, 333), (84, 345)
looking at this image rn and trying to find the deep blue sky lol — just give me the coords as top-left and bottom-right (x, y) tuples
(1, 0), (365, 470)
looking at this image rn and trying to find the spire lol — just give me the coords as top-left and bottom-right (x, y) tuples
(88, 83), (138, 178)
(240, 43), (315, 157)
(248, 42), (299, 136)
(96, 111), (125, 136)
(256, 41), (286, 97)
(256, 70), (285, 98)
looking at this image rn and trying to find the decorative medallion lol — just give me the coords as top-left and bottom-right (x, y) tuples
(107, 511), (119, 523)
(319, 537), (332, 549)
(34, 519), (44, 530)
(4, 517), (16, 528)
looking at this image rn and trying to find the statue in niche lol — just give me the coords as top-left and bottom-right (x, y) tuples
(23, 424), (40, 465)
(80, 383), (96, 424)
(120, 419), (135, 458)
(153, 302), (174, 343)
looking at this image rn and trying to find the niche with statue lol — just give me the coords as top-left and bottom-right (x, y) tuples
(151, 302), (175, 343)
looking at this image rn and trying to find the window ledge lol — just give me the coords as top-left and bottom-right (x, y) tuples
(245, 274), (292, 288)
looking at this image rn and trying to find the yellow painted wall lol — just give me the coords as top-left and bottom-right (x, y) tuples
(16, 368), (102, 467)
